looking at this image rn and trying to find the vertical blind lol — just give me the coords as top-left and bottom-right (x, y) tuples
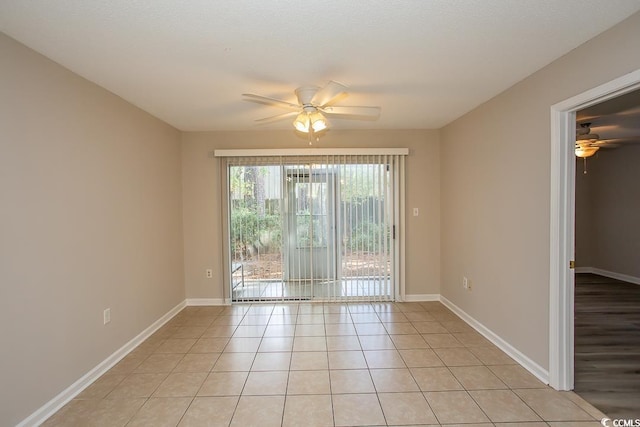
(217, 150), (406, 303)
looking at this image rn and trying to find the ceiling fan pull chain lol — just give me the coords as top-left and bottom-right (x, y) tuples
(583, 157), (588, 174)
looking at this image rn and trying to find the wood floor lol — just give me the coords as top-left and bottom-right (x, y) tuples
(574, 273), (640, 419)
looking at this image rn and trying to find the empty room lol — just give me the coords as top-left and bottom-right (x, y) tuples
(2, 1), (640, 426)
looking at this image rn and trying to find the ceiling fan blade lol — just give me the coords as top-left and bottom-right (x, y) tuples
(312, 80), (348, 107)
(242, 93), (300, 110)
(254, 111), (299, 123)
(321, 105), (381, 118)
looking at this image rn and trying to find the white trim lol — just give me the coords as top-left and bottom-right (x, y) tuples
(186, 298), (229, 306)
(18, 300), (186, 427)
(213, 148), (409, 157)
(575, 267), (640, 285)
(440, 296), (549, 384)
(404, 293), (440, 302)
(549, 68), (640, 391)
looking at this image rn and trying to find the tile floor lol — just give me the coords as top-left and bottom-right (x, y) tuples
(43, 301), (608, 426)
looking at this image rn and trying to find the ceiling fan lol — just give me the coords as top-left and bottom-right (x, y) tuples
(242, 80), (381, 135)
(574, 122), (623, 158)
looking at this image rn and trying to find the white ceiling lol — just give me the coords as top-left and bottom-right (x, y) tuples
(2, 0), (640, 131)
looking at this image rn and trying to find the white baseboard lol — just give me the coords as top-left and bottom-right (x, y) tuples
(186, 298), (228, 306)
(575, 267), (640, 285)
(18, 300), (186, 427)
(404, 293), (440, 302)
(439, 296), (550, 385)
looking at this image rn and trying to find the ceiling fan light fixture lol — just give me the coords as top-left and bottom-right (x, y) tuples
(575, 145), (599, 158)
(309, 111), (328, 132)
(293, 112), (310, 132)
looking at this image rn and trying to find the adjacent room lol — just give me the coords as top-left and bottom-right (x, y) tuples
(2, 1), (640, 426)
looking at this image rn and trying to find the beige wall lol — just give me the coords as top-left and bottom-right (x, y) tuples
(576, 144), (640, 278)
(441, 11), (640, 370)
(181, 130), (441, 300)
(0, 34), (184, 425)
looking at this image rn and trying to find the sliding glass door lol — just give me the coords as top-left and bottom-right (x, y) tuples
(224, 153), (404, 303)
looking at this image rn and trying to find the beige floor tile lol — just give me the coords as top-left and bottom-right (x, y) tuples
(178, 396), (238, 426)
(514, 388), (594, 421)
(134, 353), (184, 373)
(230, 395), (285, 427)
(155, 338), (197, 353)
(189, 337), (229, 353)
(332, 393), (386, 426)
(470, 389), (542, 422)
(359, 334), (396, 350)
(75, 374), (126, 399)
(243, 370), (289, 395)
(267, 314), (296, 325)
(211, 315), (244, 326)
(293, 336), (327, 351)
(259, 336), (294, 352)
(422, 333), (465, 348)
(273, 304), (299, 315)
(127, 397), (191, 427)
(153, 372), (207, 397)
(106, 373), (167, 398)
(212, 352), (255, 371)
(297, 314), (326, 324)
(224, 337), (261, 353)
(42, 398), (145, 427)
(489, 365), (547, 388)
(171, 326), (207, 339)
(354, 323), (387, 335)
(264, 324), (296, 337)
(390, 334), (430, 349)
(410, 367), (464, 391)
(350, 313), (381, 323)
(40, 400), (94, 426)
(197, 371), (248, 396)
(287, 370), (330, 394)
(326, 335), (361, 351)
(546, 422), (603, 427)
(324, 314), (354, 325)
(383, 322), (419, 334)
(440, 319), (474, 333)
(173, 353), (219, 373)
(324, 323), (357, 336)
(283, 394), (333, 427)
(240, 315), (270, 326)
(329, 369), (375, 394)
(247, 305), (275, 315)
(434, 347), (483, 366)
(232, 324), (266, 337)
(328, 350), (368, 369)
(399, 349), (444, 368)
(378, 392), (438, 425)
(363, 350), (406, 368)
(425, 390), (490, 424)
(295, 324), (326, 336)
(495, 423), (548, 426)
(450, 366), (508, 390)
(469, 346), (516, 365)
(201, 325), (236, 338)
(370, 368), (419, 392)
(454, 331), (492, 347)
(252, 351), (292, 371)
(376, 312), (409, 323)
(404, 311), (436, 322)
(563, 391), (608, 420)
(412, 321), (449, 334)
(290, 351), (329, 370)
(107, 354), (146, 375)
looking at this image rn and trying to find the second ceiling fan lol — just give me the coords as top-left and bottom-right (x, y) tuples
(242, 80), (381, 134)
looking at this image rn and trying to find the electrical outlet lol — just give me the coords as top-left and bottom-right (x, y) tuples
(206, 269), (213, 279)
(103, 308), (111, 325)
(463, 277), (469, 290)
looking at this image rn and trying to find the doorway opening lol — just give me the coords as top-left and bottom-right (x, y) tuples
(220, 150), (406, 303)
(549, 69), (640, 391)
